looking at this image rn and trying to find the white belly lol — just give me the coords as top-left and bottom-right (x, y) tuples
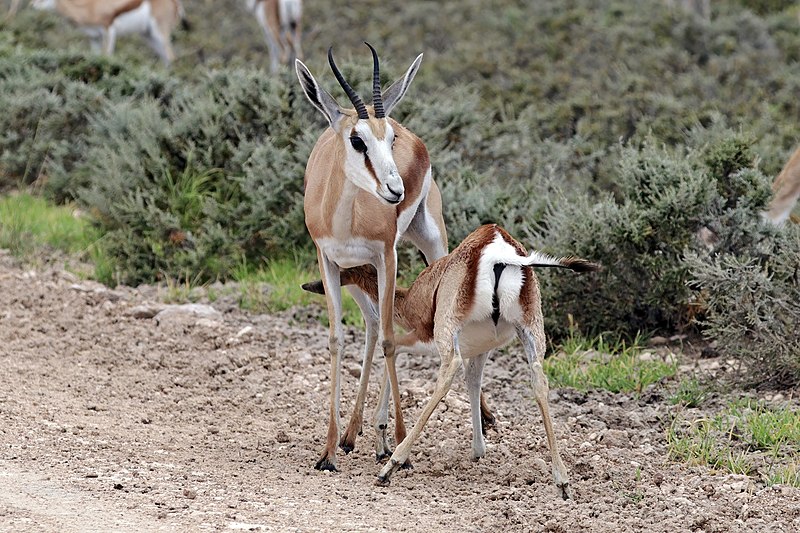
(316, 237), (383, 269)
(112, 1), (153, 36)
(397, 320), (516, 360)
(458, 319), (516, 358)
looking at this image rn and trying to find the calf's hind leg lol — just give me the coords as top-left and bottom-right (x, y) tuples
(516, 325), (570, 500)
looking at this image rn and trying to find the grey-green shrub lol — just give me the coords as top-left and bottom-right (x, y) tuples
(686, 227), (800, 386)
(533, 134), (774, 339)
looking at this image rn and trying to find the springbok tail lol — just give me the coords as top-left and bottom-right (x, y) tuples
(501, 250), (601, 273)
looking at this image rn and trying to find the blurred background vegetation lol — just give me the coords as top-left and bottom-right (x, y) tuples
(0, 0), (798, 384)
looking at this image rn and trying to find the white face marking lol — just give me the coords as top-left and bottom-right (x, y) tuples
(343, 122), (404, 205)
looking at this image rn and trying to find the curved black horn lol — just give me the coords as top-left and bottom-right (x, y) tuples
(328, 47), (369, 120)
(365, 42), (385, 118)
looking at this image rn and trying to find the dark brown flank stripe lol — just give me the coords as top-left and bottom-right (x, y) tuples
(460, 225), (502, 322)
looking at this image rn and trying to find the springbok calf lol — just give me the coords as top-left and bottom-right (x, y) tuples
(295, 44), (452, 471)
(31, 0), (185, 66)
(304, 224), (600, 498)
(765, 145), (800, 225)
(245, 0), (302, 73)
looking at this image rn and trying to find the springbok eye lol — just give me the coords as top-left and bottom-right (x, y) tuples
(349, 136), (367, 153)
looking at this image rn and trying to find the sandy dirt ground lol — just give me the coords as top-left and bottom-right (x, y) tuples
(1, 250), (799, 532)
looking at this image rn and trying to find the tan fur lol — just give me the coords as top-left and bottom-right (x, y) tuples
(765, 145), (800, 225)
(49, 0), (144, 27)
(36, 0), (182, 65)
(298, 54), (449, 472)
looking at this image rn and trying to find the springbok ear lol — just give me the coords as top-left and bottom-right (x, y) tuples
(295, 59), (345, 129)
(381, 53), (423, 117)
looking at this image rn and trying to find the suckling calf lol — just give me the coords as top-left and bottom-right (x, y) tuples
(304, 223), (599, 499)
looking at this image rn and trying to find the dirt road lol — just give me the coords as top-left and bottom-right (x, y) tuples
(0, 251), (798, 532)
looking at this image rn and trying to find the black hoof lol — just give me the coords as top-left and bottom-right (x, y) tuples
(339, 440), (355, 454)
(481, 415), (497, 436)
(400, 460), (413, 470)
(375, 452), (391, 463)
(375, 475), (391, 487)
(314, 457), (338, 472)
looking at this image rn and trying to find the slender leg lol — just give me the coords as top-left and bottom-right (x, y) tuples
(373, 359), (392, 461)
(340, 286), (379, 454)
(517, 326), (570, 499)
(315, 251), (344, 472)
(377, 330), (462, 486)
(260, 21), (281, 73)
(146, 25), (174, 67)
(103, 27), (117, 56)
(405, 183), (448, 265)
(376, 247), (406, 455)
(464, 351), (491, 459)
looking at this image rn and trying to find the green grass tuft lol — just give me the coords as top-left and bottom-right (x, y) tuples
(670, 377), (711, 408)
(233, 258), (362, 327)
(545, 333), (678, 394)
(0, 192), (114, 280)
(668, 399), (800, 487)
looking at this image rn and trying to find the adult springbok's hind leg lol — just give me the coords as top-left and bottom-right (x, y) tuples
(339, 286), (380, 454)
(405, 180), (448, 264)
(516, 325), (570, 499)
(315, 251), (345, 471)
(376, 329), (463, 486)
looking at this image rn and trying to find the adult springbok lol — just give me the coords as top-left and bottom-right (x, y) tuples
(31, 0), (186, 66)
(764, 145), (800, 225)
(303, 224), (600, 498)
(295, 44), (452, 472)
(245, 0), (302, 73)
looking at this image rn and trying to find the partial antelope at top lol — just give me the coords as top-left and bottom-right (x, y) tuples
(245, 0), (302, 73)
(764, 144), (800, 225)
(295, 44), (450, 472)
(31, 0), (186, 66)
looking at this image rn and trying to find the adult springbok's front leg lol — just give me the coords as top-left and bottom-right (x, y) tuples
(377, 245), (408, 458)
(315, 251), (345, 471)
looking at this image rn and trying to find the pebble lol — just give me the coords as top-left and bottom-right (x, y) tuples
(601, 429), (630, 448)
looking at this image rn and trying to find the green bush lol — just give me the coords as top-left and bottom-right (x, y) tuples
(533, 134), (775, 339)
(686, 228), (800, 387)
